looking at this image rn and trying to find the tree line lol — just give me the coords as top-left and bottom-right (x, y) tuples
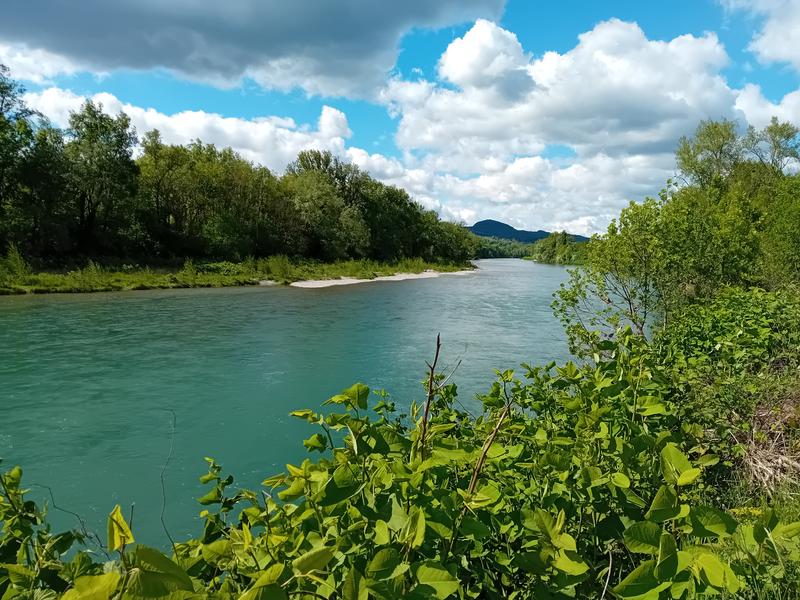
(0, 65), (475, 265)
(555, 116), (800, 347)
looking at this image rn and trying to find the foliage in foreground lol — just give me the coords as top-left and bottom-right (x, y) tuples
(3, 286), (800, 599)
(0, 251), (469, 294)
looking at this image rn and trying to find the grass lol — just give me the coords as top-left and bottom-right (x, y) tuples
(0, 252), (472, 295)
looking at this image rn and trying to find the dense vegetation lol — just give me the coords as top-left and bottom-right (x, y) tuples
(0, 66), (475, 274)
(3, 92), (800, 598)
(0, 254), (466, 294)
(473, 236), (534, 258)
(525, 232), (588, 265)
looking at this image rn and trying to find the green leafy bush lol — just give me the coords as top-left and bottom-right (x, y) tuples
(4, 324), (800, 599)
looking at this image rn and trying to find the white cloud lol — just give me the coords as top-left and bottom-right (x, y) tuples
(0, 43), (84, 83)
(1, 0), (504, 97)
(15, 16), (800, 237)
(437, 18), (533, 98)
(735, 83), (800, 127)
(24, 87), (352, 172)
(721, 0), (800, 71)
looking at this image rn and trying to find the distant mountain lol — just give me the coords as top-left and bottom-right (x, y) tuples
(469, 219), (588, 243)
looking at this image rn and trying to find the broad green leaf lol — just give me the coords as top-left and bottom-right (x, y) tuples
(319, 465), (362, 506)
(646, 486), (682, 522)
(342, 568), (368, 600)
(676, 467), (701, 486)
(133, 546), (193, 591)
(344, 383), (370, 410)
(654, 533), (678, 581)
(240, 584), (287, 600)
(611, 472), (631, 488)
(291, 547), (334, 574)
(400, 507), (426, 548)
(240, 566), (288, 600)
(277, 478), (305, 501)
(197, 487), (221, 505)
(367, 548), (407, 581)
(552, 550), (589, 575)
(62, 573), (120, 600)
(303, 433), (326, 452)
(660, 444), (693, 486)
(612, 560), (671, 599)
(201, 539), (231, 565)
(415, 561), (459, 599)
(107, 505), (134, 552)
(690, 506), (737, 538)
(1, 564), (36, 589)
(374, 520), (390, 546)
(624, 522), (662, 555)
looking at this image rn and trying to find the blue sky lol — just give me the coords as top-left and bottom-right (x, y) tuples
(2, 0), (799, 233)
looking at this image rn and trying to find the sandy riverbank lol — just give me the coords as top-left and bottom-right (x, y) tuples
(289, 269), (475, 288)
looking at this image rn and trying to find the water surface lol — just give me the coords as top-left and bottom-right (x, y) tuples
(0, 259), (569, 542)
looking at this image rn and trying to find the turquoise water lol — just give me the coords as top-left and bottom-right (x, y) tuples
(0, 259), (570, 544)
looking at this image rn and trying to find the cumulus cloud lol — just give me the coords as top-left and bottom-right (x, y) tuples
(721, 0), (800, 71)
(0, 0), (503, 97)
(24, 87), (353, 172)
(735, 83), (800, 127)
(13, 16), (800, 236)
(0, 43), (85, 84)
(384, 19), (735, 162)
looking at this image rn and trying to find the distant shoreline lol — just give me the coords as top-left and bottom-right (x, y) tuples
(0, 259), (475, 296)
(289, 269), (475, 288)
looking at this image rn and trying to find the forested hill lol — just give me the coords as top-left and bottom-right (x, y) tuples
(469, 219), (588, 243)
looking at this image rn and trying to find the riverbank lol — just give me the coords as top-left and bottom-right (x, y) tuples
(0, 257), (473, 295)
(290, 269), (474, 288)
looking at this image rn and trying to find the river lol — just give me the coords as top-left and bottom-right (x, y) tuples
(0, 258), (570, 543)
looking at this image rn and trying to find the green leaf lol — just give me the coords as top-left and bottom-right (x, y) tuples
(612, 560), (671, 599)
(624, 522), (662, 554)
(461, 482), (501, 510)
(660, 444), (694, 486)
(62, 573), (121, 600)
(342, 568), (368, 600)
(107, 505), (134, 552)
(654, 533), (678, 581)
(319, 465), (362, 506)
(133, 546), (193, 591)
(374, 520), (390, 546)
(277, 477), (305, 502)
(197, 487), (221, 505)
(303, 433), (326, 452)
(240, 566), (288, 600)
(344, 383), (370, 410)
(552, 550), (589, 575)
(646, 486), (682, 523)
(400, 508), (426, 548)
(676, 467), (701, 486)
(415, 561), (459, 599)
(291, 546), (334, 574)
(690, 506), (737, 538)
(367, 548), (407, 581)
(201, 539), (232, 565)
(611, 472), (631, 488)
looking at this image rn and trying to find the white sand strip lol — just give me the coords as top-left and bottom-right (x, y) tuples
(290, 269), (475, 289)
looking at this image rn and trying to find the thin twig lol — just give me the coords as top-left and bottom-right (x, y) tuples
(159, 408), (178, 554)
(417, 333), (441, 460)
(600, 550), (613, 600)
(29, 483), (109, 558)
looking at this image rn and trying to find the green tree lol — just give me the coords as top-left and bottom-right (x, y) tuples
(676, 119), (743, 189)
(65, 100), (138, 253)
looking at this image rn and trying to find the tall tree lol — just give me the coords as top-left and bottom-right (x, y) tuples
(65, 100), (138, 253)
